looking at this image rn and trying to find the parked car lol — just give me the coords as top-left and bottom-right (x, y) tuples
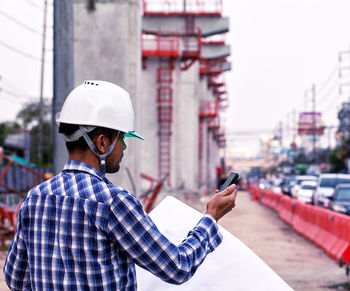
(296, 180), (317, 204)
(291, 175), (318, 198)
(258, 179), (272, 190)
(313, 174), (350, 208)
(329, 184), (350, 215)
(281, 176), (295, 196)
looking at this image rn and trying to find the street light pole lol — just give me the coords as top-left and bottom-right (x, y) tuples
(38, 0), (48, 164)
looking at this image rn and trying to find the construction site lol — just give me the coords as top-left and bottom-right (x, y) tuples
(3, 0), (350, 290)
(70, 0), (230, 194)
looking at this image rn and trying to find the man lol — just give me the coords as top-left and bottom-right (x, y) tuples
(4, 80), (237, 290)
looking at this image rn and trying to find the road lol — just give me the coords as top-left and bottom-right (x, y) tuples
(0, 190), (349, 290)
(185, 190), (350, 291)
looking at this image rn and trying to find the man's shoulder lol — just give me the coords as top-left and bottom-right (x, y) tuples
(25, 170), (138, 206)
(104, 183), (138, 202)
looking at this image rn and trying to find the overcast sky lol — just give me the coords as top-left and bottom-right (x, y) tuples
(1, 0), (350, 156)
(0, 0), (53, 122)
(223, 0), (350, 156)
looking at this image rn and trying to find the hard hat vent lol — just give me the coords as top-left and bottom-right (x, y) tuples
(84, 81), (99, 86)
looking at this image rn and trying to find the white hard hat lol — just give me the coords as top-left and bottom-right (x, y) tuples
(57, 80), (143, 139)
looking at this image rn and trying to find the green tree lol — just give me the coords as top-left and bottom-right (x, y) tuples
(16, 99), (51, 129)
(0, 122), (21, 146)
(16, 99), (52, 166)
(329, 140), (347, 173)
(29, 122), (52, 166)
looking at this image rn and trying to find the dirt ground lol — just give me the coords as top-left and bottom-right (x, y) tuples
(180, 190), (350, 291)
(0, 190), (349, 290)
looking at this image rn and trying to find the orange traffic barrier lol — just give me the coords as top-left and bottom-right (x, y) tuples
(278, 195), (294, 226)
(249, 186), (260, 201)
(327, 213), (350, 262)
(338, 218), (350, 265)
(254, 185), (350, 265)
(271, 192), (283, 212)
(259, 189), (269, 207)
(291, 200), (306, 236)
(314, 209), (337, 252)
(259, 189), (281, 211)
(305, 206), (320, 243)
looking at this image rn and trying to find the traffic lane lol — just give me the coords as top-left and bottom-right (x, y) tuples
(218, 191), (347, 291)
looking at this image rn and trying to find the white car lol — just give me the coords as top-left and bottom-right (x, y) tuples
(313, 173), (350, 207)
(296, 180), (317, 204)
(291, 175), (318, 198)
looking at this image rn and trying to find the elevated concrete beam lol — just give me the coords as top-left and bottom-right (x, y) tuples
(143, 16), (229, 37)
(201, 44), (230, 59)
(222, 61), (231, 72)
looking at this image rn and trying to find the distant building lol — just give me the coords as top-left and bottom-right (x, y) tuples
(338, 102), (350, 141)
(3, 131), (30, 161)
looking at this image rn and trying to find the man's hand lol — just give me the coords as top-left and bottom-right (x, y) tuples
(206, 184), (237, 222)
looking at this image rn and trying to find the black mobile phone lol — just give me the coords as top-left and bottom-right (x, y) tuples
(219, 172), (240, 191)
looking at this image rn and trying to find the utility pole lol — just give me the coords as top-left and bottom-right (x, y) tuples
(339, 47), (350, 146)
(304, 84), (316, 162)
(38, 0), (48, 164)
(279, 121), (283, 150)
(339, 45), (350, 102)
(53, 0), (74, 173)
(292, 108), (296, 143)
(312, 83), (316, 162)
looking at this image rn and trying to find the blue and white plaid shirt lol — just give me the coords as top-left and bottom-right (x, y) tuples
(4, 160), (223, 290)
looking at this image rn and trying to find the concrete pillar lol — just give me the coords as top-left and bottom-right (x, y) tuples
(139, 59), (159, 186)
(53, 0), (74, 174)
(173, 62), (200, 190)
(74, 0), (141, 194)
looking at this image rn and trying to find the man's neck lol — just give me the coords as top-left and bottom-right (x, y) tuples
(69, 150), (101, 172)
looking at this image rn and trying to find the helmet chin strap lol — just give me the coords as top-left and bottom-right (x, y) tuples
(79, 125), (119, 174)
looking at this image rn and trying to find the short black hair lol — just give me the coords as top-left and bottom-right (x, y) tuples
(58, 123), (117, 153)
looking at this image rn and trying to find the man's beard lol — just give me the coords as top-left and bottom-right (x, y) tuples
(106, 154), (123, 174)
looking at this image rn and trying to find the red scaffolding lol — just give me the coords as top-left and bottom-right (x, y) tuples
(157, 57), (174, 185)
(142, 0), (224, 187)
(142, 34), (180, 58)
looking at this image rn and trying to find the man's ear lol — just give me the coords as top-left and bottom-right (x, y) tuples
(94, 134), (108, 154)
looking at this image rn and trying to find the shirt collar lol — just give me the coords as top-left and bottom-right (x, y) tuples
(63, 160), (110, 183)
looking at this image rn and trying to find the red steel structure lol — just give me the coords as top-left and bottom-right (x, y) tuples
(143, 0), (226, 187)
(0, 153), (47, 198)
(157, 57), (174, 185)
(142, 2), (207, 186)
(140, 173), (168, 213)
(0, 153), (49, 249)
(142, 34), (179, 185)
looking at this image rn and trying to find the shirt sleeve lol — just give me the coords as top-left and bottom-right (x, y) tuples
(3, 209), (31, 290)
(106, 191), (223, 285)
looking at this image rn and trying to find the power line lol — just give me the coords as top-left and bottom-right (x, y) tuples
(316, 81), (338, 105)
(315, 63), (339, 96)
(0, 75), (30, 96)
(0, 88), (35, 101)
(0, 40), (52, 63)
(0, 9), (41, 36)
(23, 0), (44, 10)
(0, 85), (51, 101)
